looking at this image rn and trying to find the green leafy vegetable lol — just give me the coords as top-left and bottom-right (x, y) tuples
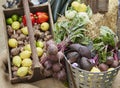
(93, 26), (117, 63)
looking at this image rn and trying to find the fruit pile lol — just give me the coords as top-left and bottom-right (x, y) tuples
(6, 12), (52, 78)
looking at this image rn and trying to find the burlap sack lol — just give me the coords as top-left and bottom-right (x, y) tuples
(0, 50), (67, 88)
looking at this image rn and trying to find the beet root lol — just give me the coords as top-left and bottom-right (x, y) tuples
(67, 51), (79, 63)
(111, 60), (119, 68)
(52, 63), (62, 72)
(47, 44), (58, 55)
(98, 63), (109, 71)
(57, 51), (64, 61)
(53, 69), (66, 81)
(43, 69), (53, 77)
(46, 40), (56, 47)
(48, 54), (58, 62)
(69, 44), (91, 59)
(106, 56), (114, 65)
(57, 69), (66, 81)
(79, 57), (93, 71)
(44, 60), (52, 70)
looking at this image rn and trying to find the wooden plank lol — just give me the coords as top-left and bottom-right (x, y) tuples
(98, 0), (109, 13)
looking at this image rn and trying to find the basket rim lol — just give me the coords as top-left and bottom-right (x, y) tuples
(66, 59), (120, 74)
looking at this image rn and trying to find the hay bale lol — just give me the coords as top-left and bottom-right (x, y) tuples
(86, 0), (118, 39)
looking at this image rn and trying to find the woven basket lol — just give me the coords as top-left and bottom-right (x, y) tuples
(65, 57), (120, 88)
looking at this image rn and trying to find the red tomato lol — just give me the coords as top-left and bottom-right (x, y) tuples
(22, 13), (35, 26)
(35, 12), (49, 24)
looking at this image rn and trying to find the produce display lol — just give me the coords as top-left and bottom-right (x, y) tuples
(6, 11), (52, 78)
(7, 14), (33, 77)
(53, 0), (120, 73)
(4, 0), (120, 86)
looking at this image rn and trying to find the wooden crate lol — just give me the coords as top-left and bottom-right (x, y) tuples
(3, 1), (54, 83)
(84, 0), (109, 13)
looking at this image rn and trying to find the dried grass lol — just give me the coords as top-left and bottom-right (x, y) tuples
(86, 0), (118, 39)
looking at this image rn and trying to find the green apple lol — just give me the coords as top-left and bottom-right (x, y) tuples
(12, 56), (22, 67)
(36, 41), (44, 48)
(24, 44), (31, 51)
(12, 21), (20, 30)
(22, 58), (32, 67)
(40, 22), (49, 31)
(36, 47), (43, 57)
(8, 38), (18, 48)
(6, 18), (13, 25)
(17, 67), (28, 77)
(20, 50), (31, 59)
(11, 14), (18, 21)
(21, 27), (28, 35)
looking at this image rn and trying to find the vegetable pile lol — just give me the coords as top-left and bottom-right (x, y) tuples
(53, 0), (120, 73)
(5, 0), (120, 84)
(40, 40), (66, 80)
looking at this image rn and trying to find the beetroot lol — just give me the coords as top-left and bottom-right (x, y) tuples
(43, 69), (53, 77)
(47, 44), (58, 55)
(98, 63), (109, 71)
(57, 51), (64, 61)
(40, 53), (47, 63)
(111, 60), (119, 68)
(52, 63), (62, 72)
(44, 60), (52, 70)
(48, 54), (58, 62)
(56, 69), (66, 81)
(79, 57), (93, 71)
(52, 73), (58, 79)
(106, 56), (114, 65)
(69, 44), (91, 59)
(67, 51), (79, 63)
(46, 39), (56, 47)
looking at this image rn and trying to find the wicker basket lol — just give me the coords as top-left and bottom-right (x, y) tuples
(65, 58), (120, 88)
